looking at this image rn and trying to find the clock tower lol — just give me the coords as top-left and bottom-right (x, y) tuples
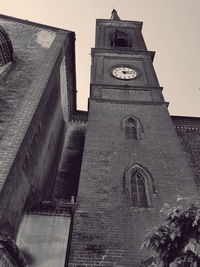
(68, 10), (198, 266)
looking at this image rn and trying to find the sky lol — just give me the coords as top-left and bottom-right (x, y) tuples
(1, 0), (200, 117)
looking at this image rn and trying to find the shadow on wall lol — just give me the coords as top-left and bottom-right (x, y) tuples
(53, 123), (86, 202)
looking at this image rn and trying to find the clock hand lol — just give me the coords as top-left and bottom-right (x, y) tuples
(122, 71), (133, 74)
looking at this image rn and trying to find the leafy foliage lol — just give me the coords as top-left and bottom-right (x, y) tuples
(141, 197), (200, 266)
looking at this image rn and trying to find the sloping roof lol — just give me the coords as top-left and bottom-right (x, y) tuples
(0, 14), (76, 190)
(0, 14), (72, 139)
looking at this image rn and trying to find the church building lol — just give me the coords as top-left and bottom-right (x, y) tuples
(0, 10), (199, 267)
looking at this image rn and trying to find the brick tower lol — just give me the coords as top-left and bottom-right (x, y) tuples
(68, 10), (199, 266)
(0, 10), (199, 267)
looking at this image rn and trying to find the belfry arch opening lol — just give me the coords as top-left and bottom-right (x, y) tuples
(110, 29), (131, 48)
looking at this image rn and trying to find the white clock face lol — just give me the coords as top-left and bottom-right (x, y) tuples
(112, 67), (137, 80)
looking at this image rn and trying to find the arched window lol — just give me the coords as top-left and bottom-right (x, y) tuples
(130, 171), (147, 207)
(123, 164), (156, 207)
(0, 26), (13, 66)
(122, 116), (143, 140)
(110, 29), (131, 48)
(125, 117), (137, 139)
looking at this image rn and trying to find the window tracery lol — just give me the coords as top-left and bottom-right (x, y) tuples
(0, 25), (14, 66)
(122, 116), (143, 140)
(123, 164), (156, 207)
(130, 171), (147, 207)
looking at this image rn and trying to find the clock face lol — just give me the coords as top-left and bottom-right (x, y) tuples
(112, 66), (137, 80)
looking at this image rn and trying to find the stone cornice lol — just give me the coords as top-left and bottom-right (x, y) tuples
(90, 83), (163, 91)
(96, 19), (143, 30)
(171, 116), (200, 129)
(91, 48), (155, 61)
(90, 98), (169, 106)
(175, 125), (200, 131)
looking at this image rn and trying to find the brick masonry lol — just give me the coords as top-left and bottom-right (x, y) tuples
(0, 13), (199, 267)
(0, 15), (76, 243)
(175, 126), (200, 187)
(67, 15), (200, 267)
(68, 100), (199, 267)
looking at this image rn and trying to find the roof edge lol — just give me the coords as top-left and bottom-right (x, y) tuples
(0, 14), (74, 33)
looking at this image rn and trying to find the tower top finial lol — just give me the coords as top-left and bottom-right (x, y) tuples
(110, 9), (121, 20)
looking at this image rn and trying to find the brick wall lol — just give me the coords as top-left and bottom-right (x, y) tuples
(0, 19), (77, 242)
(54, 121), (86, 201)
(0, 60), (66, 238)
(176, 126), (200, 187)
(68, 100), (199, 267)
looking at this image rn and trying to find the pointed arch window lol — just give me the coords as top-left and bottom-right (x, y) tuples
(123, 164), (156, 208)
(125, 117), (137, 140)
(122, 116), (143, 140)
(0, 26), (13, 66)
(130, 172), (147, 207)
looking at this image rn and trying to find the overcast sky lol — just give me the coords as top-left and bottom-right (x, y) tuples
(1, 0), (200, 117)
